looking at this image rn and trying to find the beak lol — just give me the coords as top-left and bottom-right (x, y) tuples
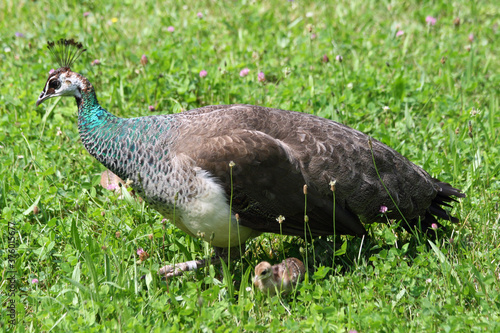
(36, 91), (49, 107)
(255, 273), (267, 282)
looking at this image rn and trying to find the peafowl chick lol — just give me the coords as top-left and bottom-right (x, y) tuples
(254, 258), (306, 295)
(36, 40), (465, 276)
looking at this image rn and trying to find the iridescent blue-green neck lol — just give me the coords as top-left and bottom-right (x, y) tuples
(76, 86), (124, 174)
(77, 86), (117, 130)
(75, 82), (177, 196)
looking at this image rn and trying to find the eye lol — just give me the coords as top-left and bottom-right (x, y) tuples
(49, 80), (61, 90)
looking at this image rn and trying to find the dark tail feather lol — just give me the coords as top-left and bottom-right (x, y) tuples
(435, 180), (466, 199)
(427, 180), (465, 225)
(404, 180), (465, 234)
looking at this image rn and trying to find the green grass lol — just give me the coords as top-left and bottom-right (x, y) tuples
(1, 0), (499, 331)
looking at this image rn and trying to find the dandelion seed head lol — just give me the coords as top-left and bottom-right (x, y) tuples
(470, 108), (480, 116)
(329, 180), (337, 192)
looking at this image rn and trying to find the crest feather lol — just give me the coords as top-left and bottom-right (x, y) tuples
(47, 38), (86, 69)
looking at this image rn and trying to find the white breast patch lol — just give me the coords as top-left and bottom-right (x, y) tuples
(168, 168), (259, 248)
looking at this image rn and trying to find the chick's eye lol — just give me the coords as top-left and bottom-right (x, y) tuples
(49, 80), (61, 90)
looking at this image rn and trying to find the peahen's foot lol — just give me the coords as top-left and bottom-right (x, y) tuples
(159, 257), (220, 278)
(158, 245), (243, 278)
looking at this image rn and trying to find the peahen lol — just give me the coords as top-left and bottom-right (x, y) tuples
(37, 39), (464, 276)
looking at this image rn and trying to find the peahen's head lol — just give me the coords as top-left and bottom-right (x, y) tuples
(36, 39), (87, 106)
(36, 68), (91, 106)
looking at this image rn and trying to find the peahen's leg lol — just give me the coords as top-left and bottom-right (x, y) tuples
(158, 245), (243, 278)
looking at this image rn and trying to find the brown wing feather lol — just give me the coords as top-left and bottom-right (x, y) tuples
(174, 125), (366, 236)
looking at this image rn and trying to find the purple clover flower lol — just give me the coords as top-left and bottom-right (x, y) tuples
(240, 68), (250, 77)
(426, 16), (437, 25)
(106, 183), (118, 191)
(258, 71), (265, 82)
